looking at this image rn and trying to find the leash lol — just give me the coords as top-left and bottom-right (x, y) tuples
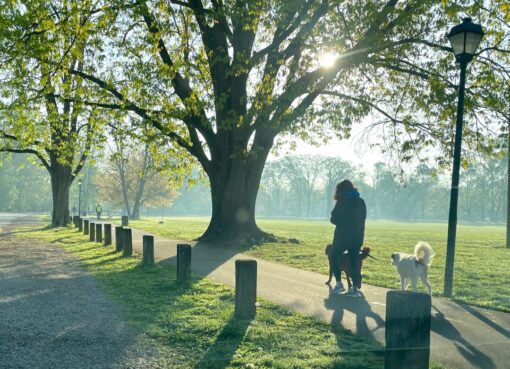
(367, 254), (379, 260)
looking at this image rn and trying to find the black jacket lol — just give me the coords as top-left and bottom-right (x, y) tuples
(330, 196), (366, 248)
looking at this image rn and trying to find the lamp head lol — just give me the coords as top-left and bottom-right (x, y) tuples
(447, 18), (484, 64)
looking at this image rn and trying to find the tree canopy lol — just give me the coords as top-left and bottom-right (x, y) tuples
(1, 0), (508, 239)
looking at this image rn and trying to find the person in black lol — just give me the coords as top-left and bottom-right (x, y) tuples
(329, 179), (366, 298)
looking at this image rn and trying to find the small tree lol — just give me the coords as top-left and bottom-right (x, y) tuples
(96, 141), (177, 219)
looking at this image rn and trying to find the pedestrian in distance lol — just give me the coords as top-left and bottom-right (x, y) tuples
(96, 204), (102, 220)
(329, 179), (367, 298)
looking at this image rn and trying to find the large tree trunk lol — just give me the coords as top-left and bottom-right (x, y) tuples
(200, 162), (264, 242)
(199, 132), (275, 243)
(50, 163), (73, 227)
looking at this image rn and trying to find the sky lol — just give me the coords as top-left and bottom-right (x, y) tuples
(269, 120), (384, 175)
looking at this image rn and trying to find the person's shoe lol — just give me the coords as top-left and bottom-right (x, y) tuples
(345, 288), (362, 298)
(331, 283), (345, 294)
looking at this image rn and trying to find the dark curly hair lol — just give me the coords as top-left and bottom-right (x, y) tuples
(333, 179), (357, 200)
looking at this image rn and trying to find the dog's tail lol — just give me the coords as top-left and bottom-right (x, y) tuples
(414, 241), (434, 266)
(360, 246), (371, 260)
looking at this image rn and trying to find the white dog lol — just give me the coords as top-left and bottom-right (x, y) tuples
(391, 241), (434, 294)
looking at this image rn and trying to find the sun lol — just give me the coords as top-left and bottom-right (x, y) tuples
(320, 52), (337, 68)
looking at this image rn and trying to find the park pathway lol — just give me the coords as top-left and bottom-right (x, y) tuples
(0, 214), (159, 369)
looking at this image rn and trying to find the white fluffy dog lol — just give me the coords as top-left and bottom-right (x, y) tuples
(391, 241), (434, 294)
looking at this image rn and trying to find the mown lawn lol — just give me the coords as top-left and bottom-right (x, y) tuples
(127, 217), (510, 312)
(18, 226), (392, 369)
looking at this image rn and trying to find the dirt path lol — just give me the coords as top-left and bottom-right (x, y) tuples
(0, 227), (158, 369)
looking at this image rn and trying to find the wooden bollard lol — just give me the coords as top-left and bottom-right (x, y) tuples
(115, 226), (123, 252)
(78, 218), (83, 232)
(234, 260), (257, 320)
(104, 224), (112, 246)
(95, 223), (103, 243)
(176, 244), (191, 283)
(121, 215), (129, 226)
(143, 235), (154, 264)
(73, 215), (79, 228)
(89, 222), (95, 242)
(84, 219), (89, 235)
(122, 228), (133, 257)
(385, 291), (431, 369)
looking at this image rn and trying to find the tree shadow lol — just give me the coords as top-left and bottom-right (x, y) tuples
(0, 225), (52, 238)
(431, 305), (495, 369)
(157, 240), (247, 279)
(194, 316), (252, 369)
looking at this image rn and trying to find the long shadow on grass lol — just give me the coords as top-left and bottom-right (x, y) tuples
(0, 225), (52, 238)
(194, 316), (251, 369)
(432, 305), (495, 369)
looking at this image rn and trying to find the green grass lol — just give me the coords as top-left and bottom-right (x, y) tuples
(18, 226), (392, 369)
(127, 217), (510, 312)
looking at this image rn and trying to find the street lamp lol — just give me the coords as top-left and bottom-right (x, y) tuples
(444, 18), (484, 297)
(78, 179), (82, 217)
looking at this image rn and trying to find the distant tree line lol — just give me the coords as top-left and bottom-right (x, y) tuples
(1, 153), (507, 224)
(0, 154), (51, 213)
(169, 154), (507, 223)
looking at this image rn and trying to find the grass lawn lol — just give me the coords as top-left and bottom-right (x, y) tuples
(126, 217), (510, 312)
(18, 226), (393, 369)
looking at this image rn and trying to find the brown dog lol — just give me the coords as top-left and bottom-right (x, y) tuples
(324, 245), (372, 289)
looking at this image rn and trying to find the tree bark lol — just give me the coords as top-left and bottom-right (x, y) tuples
(199, 131), (275, 243)
(50, 163), (73, 227)
(201, 163), (264, 242)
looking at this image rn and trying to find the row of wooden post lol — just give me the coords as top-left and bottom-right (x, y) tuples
(73, 217), (258, 319)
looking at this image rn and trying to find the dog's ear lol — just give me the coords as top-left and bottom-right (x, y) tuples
(391, 253), (396, 259)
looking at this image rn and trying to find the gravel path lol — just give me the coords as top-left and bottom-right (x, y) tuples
(0, 226), (158, 369)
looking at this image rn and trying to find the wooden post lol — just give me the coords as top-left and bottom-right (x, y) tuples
(104, 224), (112, 246)
(176, 244), (191, 283)
(95, 223), (103, 243)
(385, 291), (431, 369)
(143, 235), (154, 264)
(89, 222), (95, 242)
(84, 219), (89, 235)
(115, 226), (123, 252)
(78, 218), (83, 232)
(121, 215), (129, 227)
(73, 215), (79, 228)
(235, 260), (257, 320)
(122, 228), (133, 257)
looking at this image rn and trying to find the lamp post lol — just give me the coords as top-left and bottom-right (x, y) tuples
(78, 179), (82, 217)
(444, 18), (484, 297)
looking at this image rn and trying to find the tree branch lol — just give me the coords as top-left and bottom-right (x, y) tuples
(0, 147), (51, 172)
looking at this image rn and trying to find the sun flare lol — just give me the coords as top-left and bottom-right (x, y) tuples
(320, 52), (337, 68)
